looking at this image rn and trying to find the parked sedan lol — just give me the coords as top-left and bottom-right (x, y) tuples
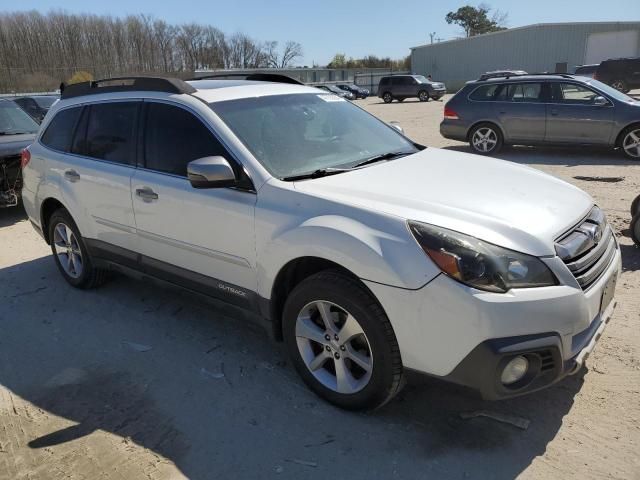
(336, 84), (369, 99)
(440, 73), (640, 159)
(13, 95), (59, 123)
(0, 99), (38, 207)
(315, 85), (355, 100)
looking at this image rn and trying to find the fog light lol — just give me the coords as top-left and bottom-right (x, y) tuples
(501, 356), (529, 385)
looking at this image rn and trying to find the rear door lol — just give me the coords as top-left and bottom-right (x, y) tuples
(54, 101), (139, 253)
(131, 101), (257, 300)
(545, 82), (614, 144)
(493, 82), (547, 142)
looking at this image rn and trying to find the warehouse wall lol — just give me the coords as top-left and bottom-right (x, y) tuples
(411, 22), (640, 91)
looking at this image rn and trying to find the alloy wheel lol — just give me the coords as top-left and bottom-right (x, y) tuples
(295, 300), (373, 394)
(623, 129), (640, 159)
(53, 222), (83, 278)
(472, 127), (498, 153)
(419, 91), (428, 101)
(611, 80), (625, 92)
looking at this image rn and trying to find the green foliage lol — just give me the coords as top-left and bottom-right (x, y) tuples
(327, 54), (410, 70)
(445, 4), (507, 37)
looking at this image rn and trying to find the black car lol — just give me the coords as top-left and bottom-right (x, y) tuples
(594, 58), (640, 93)
(377, 75), (447, 103)
(12, 95), (59, 123)
(0, 99), (38, 207)
(573, 64), (599, 78)
(336, 84), (369, 99)
(315, 85), (355, 100)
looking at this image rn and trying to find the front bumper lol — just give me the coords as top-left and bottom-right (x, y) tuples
(364, 246), (621, 399)
(430, 89), (446, 99)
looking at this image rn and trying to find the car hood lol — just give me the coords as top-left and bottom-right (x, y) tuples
(0, 133), (36, 159)
(293, 148), (594, 256)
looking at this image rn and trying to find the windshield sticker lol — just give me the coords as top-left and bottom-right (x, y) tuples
(317, 94), (346, 102)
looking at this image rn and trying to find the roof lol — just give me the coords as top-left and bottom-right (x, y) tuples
(189, 81), (320, 103)
(411, 21), (640, 50)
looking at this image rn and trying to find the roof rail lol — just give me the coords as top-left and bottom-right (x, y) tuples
(60, 76), (196, 99)
(480, 72), (575, 81)
(192, 73), (304, 85)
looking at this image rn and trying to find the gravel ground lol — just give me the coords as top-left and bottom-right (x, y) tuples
(0, 95), (639, 480)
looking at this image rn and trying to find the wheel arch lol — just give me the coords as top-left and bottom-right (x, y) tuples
(40, 197), (67, 244)
(268, 257), (369, 340)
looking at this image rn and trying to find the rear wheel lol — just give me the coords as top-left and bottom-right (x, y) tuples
(469, 123), (503, 155)
(631, 194), (640, 217)
(418, 90), (429, 102)
(611, 79), (627, 92)
(382, 92), (393, 104)
(621, 126), (640, 160)
(48, 209), (108, 289)
(283, 270), (404, 410)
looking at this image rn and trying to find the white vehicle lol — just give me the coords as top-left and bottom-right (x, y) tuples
(21, 76), (621, 410)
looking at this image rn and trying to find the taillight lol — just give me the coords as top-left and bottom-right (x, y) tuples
(21, 148), (31, 169)
(444, 106), (459, 120)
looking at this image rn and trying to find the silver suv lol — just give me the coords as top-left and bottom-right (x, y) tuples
(22, 76), (620, 410)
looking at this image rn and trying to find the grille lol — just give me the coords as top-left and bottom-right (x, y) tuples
(555, 207), (617, 290)
(538, 350), (555, 372)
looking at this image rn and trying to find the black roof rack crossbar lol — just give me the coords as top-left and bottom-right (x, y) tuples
(192, 73), (304, 85)
(60, 76), (196, 99)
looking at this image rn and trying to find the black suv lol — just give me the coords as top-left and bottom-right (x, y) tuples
(595, 58), (640, 93)
(377, 75), (446, 103)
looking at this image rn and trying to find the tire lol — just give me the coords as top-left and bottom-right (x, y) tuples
(469, 123), (503, 155)
(611, 79), (627, 92)
(620, 125), (640, 160)
(631, 212), (640, 247)
(382, 92), (393, 104)
(418, 90), (429, 102)
(48, 208), (108, 289)
(631, 194), (640, 217)
(282, 270), (404, 410)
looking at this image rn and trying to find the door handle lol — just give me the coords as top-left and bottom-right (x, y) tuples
(64, 169), (80, 182)
(136, 187), (159, 202)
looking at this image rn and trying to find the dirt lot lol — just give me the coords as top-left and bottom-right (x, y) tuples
(1, 95), (639, 480)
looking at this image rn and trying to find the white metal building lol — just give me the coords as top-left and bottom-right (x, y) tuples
(411, 22), (640, 91)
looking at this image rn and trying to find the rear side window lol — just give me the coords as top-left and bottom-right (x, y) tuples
(40, 107), (82, 152)
(498, 83), (543, 102)
(379, 77), (390, 86)
(77, 102), (138, 164)
(144, 103), (229, 177)
(469, 84), (501, 101)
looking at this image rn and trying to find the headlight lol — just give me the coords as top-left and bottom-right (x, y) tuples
(408, 221), (557, 293)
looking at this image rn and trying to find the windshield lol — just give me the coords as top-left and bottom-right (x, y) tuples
(588, 79), (636, 102)
(211, 93), (417, 178)
(33, 96), (58, 108)
(0, 100), (39, 134)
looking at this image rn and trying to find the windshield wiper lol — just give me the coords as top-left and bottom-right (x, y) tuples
(350, 151), (413, 169)
(282, 167), (349, 181)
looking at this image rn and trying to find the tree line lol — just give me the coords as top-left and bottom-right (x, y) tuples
(326, 54), (410, 71)
(0, 11), (303, 92)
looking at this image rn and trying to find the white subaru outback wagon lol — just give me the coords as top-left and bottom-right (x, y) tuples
(21, 76), (621, 410)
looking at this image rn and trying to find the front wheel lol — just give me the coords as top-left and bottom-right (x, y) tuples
(631, 194), (640, 217)
(469, 123), (503, 155)
(621, 126), (640, 160)
(611, 79), (627, 92)
(283, 270), (404, 410)
(382, 92), (393, 104)
(418, 90), (429, 102)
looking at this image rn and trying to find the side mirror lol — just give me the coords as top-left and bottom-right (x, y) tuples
(593, 96), (609, 106)
(187, 156), (237, 189)
(389, 121), (405, 135)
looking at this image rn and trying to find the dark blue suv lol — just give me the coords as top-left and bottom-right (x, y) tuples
(440, 74), (640, 159)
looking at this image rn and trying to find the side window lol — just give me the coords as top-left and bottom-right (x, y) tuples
(557, 83), (600, 104)
(379, 77), (389, 86)
(506, 83), (542, 102)
(82, 102), (138, 164)
(391, 77), (401, 86)
(40, 107), (82, 152)
(144, 103), (229, 177)
(469, 84), (501, 101)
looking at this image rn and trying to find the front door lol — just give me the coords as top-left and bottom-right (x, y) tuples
(131, 101), (257, 305)
(545, 82), (614, 144)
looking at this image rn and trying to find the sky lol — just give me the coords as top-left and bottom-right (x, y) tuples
(6, 0), (640, 65)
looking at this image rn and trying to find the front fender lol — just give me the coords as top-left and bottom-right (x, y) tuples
(256, 211), (439, 299)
